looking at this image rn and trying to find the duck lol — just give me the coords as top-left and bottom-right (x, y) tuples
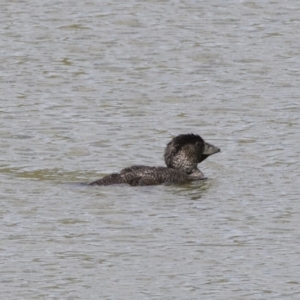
(89, 133), (220, 186)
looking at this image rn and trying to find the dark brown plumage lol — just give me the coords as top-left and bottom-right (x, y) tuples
(89, 134), (220, 186)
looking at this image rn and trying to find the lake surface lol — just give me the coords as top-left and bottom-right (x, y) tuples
(1, 0), (300, 299)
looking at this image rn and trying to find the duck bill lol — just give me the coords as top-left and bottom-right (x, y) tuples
(203, 142), (220, 155)
(199, 142), (220, 163)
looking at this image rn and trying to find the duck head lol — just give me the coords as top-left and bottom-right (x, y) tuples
(164, 133), (220, 174)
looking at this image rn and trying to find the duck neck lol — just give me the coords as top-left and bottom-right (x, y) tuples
(168, 151), (199, 174)
(188, 169), (205, 180)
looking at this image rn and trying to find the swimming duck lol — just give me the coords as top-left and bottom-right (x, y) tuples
(89, 134), (220, 186)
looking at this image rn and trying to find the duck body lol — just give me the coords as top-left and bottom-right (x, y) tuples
(89, 165), (203, 186)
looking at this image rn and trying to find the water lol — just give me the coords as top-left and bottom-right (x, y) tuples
(1, 0), (300, 299)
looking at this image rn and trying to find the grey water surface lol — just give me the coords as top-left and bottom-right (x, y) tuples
(1, 0), (300, 299)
